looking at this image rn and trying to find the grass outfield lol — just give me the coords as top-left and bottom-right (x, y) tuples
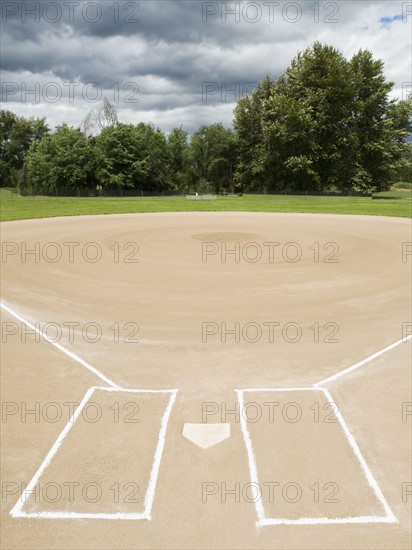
(0, 189), (411, 221)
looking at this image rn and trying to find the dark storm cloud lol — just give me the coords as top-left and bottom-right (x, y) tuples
(2, 1), (228, 44)
(1, 0), (307, 77)
(1, 6), (284, 89)
(1, 1), (409, 132)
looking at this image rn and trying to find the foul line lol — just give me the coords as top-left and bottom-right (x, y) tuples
(11, 386), (178, 520)
(2, 300), (179, 520)
(0, 301), (120, 389)
(3, 295), (407, 525)
(314, 335), (412, 387)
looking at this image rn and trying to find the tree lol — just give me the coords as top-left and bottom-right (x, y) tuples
(94, 124), (148, 190)
(233, 76), (274, 192)
(25, 125), (94, 193)
(348, 51), (412, 191)
(94, 123), (169, 191)
(81, 98), (119, 137)
(166, 127), (189, 192)
(0, 110), (49, 187)
(95, 97), (119, 130)
(233, 42), (412, 194)
(137, 123), (169, 192)
(257, 44), (357, 192)
(189, 123), (236, 193)
(396, 141), (412, 183)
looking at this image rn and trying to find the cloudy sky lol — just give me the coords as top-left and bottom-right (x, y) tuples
(1, 0), (411, 133)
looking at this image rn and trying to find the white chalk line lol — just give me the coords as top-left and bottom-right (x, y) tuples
(11, 386), (178, 520)
(314, 335), (412, 387)
(3, 296), (405, 525)
(0, 301), (120, 389)
(2, 299), (179, 521)
(258, 515), (395, 526)
(94, 386), (178, 394)
(236, 388), (398, 528)
(14, 511), (150, 520)
(235, 390), (266, 523)
(242, 387), (322, 392)
(144, 390), (177, 519)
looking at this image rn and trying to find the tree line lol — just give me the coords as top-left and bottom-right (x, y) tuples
(1, 43), (411, 195)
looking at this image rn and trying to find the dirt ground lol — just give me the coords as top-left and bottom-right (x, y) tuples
(1, 212), (411, 549)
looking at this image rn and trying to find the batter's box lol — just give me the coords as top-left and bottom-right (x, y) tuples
(10, 386), (177, 520)
(236, 387), (397, 527)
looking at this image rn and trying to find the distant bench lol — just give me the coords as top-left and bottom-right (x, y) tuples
(185, 194), (217, 200)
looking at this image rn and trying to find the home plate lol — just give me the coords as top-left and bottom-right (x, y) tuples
(182, 423), (231, 449)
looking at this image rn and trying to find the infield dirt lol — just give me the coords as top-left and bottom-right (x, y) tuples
(1, 212), (411, 549)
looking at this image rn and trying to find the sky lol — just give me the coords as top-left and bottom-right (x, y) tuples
(1, 0), (411, 134)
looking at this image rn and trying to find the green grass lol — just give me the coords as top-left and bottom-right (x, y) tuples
(1, 189), (411, 222)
